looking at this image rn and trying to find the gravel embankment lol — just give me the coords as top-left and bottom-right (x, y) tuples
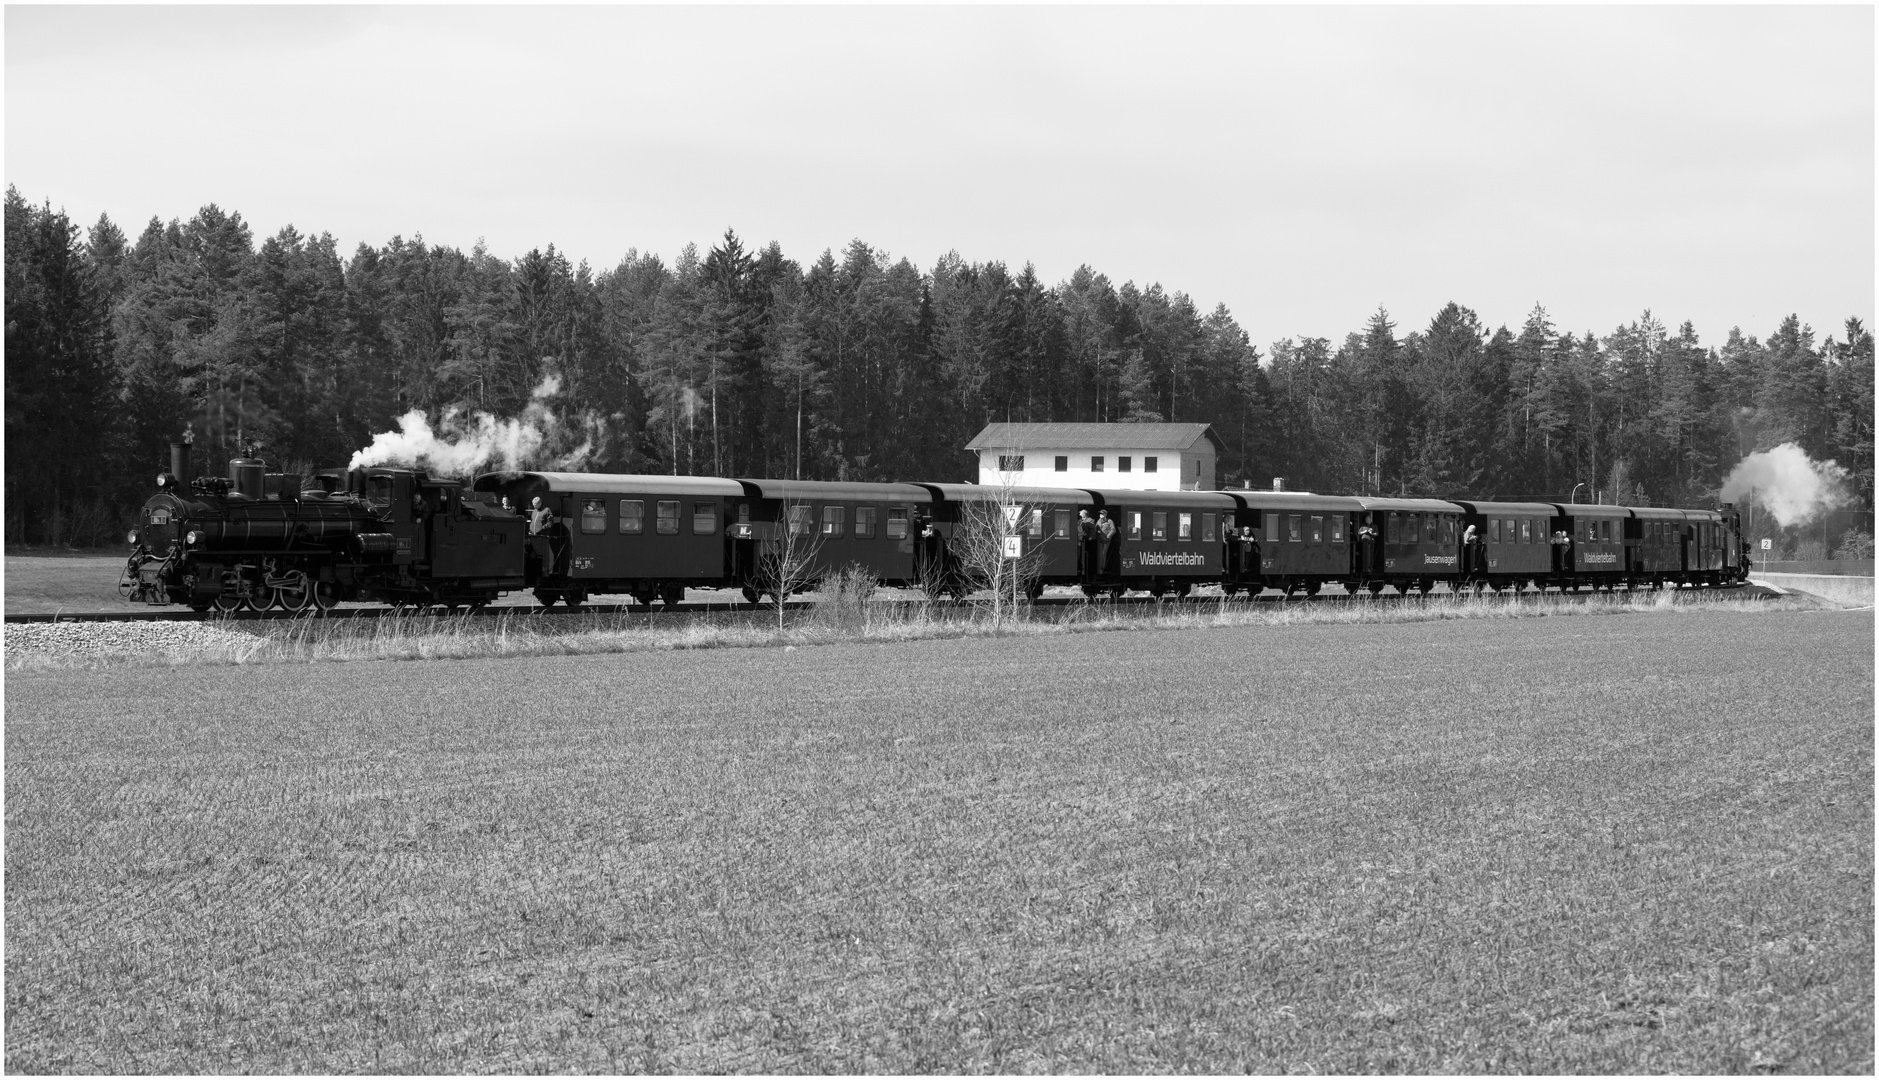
(3, 621), (268, 660)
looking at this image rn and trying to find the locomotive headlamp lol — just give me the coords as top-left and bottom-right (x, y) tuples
(185, 530), (202, 546)
(127, 529), (140, 546)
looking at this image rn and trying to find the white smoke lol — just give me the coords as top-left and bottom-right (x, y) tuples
(1718, 442), (1851, 527)
(348, 373), (597, 476)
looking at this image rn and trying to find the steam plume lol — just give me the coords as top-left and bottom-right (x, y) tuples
(1719, 442), (1850, 527)
(348, 374), (595, 476)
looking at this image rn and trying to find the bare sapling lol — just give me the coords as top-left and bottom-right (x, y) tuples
(761, 498), (828, 630)
(949, 463), (1050, 632)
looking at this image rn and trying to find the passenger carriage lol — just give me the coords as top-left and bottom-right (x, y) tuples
(1084, 489), (1238, 597)
(1452, 501), (1556, 592)
(472, 472), (745, 605)
(1627, 507), (1688, 589)
(914, 483), (1097, 598)
(1550, 504), (1630, 590)
(731, 479), (939, 599)
(1224, 491), (1362, 596)
(1349, 497), (1469, 593)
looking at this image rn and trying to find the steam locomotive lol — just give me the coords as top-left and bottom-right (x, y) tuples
(122, 436), (1752, 612)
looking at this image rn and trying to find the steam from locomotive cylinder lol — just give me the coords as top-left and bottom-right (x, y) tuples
(348, 374), (593, 477)
(1718, 442), (1850, 527)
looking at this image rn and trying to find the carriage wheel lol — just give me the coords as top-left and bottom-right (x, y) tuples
(1303, 580), (1321, 597)
(1082, 585), (1102, 598)
(1416, 578), (1434, 595)
(661, 586), (685, 606)
(1173, 582), (1192, 599)
(741, 586), (760, 604)
(1109, 585), (1126, 599)
(1368, 580), (1385, 596)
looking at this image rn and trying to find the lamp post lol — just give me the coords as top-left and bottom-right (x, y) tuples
(1570, 482), (1588, 504)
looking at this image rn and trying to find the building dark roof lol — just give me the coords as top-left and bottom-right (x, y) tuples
(965, 422), (1223, 454)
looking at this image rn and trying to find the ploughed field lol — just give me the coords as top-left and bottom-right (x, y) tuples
(6, 609), (1872, 1072)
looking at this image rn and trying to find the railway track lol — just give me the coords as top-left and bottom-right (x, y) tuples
(4, 583), (1759, 625)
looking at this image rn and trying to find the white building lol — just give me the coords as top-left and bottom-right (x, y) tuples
(964, 422), (1222, 491)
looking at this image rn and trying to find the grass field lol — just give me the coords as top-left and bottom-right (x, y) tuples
(5, 608), (1871, 1072)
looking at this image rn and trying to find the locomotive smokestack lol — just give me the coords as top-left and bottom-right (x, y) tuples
(169, 440), (190, 483)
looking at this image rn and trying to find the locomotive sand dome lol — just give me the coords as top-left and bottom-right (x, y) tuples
(123, 436), (526, 611)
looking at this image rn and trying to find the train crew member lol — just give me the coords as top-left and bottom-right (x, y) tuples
(1244, 525), (1260, 571)
(1077, 510), (1097, 575)
(528, 496), (554, 536)
(1095, 509), (1116, 577)
(1462, 522), (1480, 572)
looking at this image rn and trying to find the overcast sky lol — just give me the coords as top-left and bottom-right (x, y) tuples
(6, 5), (1873, 352)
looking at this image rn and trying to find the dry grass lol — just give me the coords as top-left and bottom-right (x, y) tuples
(3, 587), (1824, 673)
(5, 609), (1870, 1072)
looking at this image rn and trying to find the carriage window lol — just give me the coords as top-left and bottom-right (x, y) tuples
(1287, 514), (1302, 543)
(1600, 520), (1613, 542)
(1489, 519), (1501, 543)
(821, 505), (846, 537)
(1265, 512), (1280, 539)
(1151, 511), (1167, 540)
(1308, 515), (1322, 543)
(1408, 514), (1420, 543)
(1331, 517), (1345, 543)
(581, 499), (606, 534)
(788, 505), (814, 536)
(1442, 517), (1456, 543)
(1521, 520), (1532, 543)
(1177, 512), (1192, 541)
(1145, 456), (1159, 473)
(1054, 456), (1068, 472)
(855, 506), (877, 538)
(655, 500), (680, 534)
(1054, 509), (1072, 538)
(1128, 512), (1142, 540)
(1028, 508), (1044, 538)
(1202, 513), (1215, 543)
(887, 507), (908, 539)
(737, 502), (750, 524)
(1386, 513), (1399, 543)
(1092, 456), (1105, 473)
(619, 500), (645, 534)
(692, 502), (717, 535)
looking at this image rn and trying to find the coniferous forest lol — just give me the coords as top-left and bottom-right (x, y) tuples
(6, 189), (1873, 555)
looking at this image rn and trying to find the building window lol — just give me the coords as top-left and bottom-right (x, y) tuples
(692, 502), (716, 535)
(1145, 456), (1158, 473)
(656, 500), (680, 535)
(1177, 512), (1192, 541)
(1054, 456), (1068, 472)
(619, 500), (644, 534)
(856, 506), (877, 538)
(1119, 456), (1132, 473)
(581, 499), (606, 534)
(886, 507), (908, 539)
(1092, 456), (1104, 473)
(821, 505), (846, 536)
(997, 455), (1024, 471)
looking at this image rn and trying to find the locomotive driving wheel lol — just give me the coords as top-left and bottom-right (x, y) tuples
(278, 571), (315, 613)
(212, 591), (246, 613)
